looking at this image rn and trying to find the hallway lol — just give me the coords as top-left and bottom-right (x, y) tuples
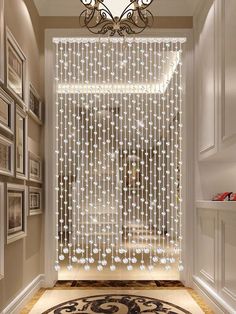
(0, 0), (236, 313)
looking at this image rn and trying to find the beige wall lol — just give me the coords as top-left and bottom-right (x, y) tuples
(0, 0), (44, 311)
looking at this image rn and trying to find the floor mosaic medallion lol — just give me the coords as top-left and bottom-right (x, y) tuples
(42, 294), (192, 314)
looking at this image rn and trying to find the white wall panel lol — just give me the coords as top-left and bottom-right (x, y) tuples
(219, 212), (236, 308)
(196, 209), (217, 288)
(221, 0), (236, 142)
(197, 3), (217, 158)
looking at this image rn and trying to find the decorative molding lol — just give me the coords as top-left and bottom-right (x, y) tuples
(1, 274), (45, 314)
(195, 1), (218, 160)
(196, 201), (236, 212)
(219, 212), (236, 307)
(193, 276), (236, 314)
(193, 0), (213, 26)
(200, 269), (215, 285)
(196, 209), (217, 288)
(218, 0), (236, 146)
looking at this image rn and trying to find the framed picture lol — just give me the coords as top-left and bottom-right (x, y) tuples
(0, 87), (14, 134)
(6, 28), (26, 105)
(0, 182), (4, 280)
(29, 152), (42, 183)
(16, 106), (28, 179)
(29, 84), (42, 124)
(7, 184), (27, 244)
(0, 0), (4, 83)
(0, 134), (14, 176)
(28, 187), (43, 216)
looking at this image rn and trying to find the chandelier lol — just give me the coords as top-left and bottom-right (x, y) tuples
(80, 0), (154, 36)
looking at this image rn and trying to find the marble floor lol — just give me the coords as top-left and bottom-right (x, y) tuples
(23, 289), (211, 314)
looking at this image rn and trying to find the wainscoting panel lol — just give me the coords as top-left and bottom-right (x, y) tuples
(194, 202), (236, 313)
(196, 209), (217, 289)
(219, 211), (236, 309)
(197, 2), (217, 159)
(221, 0), (236, 143)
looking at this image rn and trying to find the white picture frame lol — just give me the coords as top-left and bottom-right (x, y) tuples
(29, 84), (42, 125)
(28, 187), (43, 216)
(16, 105), (28, 179)
(29, 152), (42, 183)
(7, 183), (27, 244)
(0, 0), (4, 84)
(0, 182), (4, 280)
(6, 27), (26, 107)
(0, 134), (14, 177)
(0, 87), (15, 135)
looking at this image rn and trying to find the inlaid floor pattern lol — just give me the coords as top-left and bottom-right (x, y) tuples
(55, 280), (184, 288)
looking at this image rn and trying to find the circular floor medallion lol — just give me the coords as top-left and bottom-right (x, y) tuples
(42, 294), (192, 314)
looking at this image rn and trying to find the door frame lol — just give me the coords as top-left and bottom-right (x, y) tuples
(44, 28), (194, 287)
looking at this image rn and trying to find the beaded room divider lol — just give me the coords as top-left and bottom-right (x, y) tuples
(53, 37), (185, 272)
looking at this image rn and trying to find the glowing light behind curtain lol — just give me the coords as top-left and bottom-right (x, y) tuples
(53, 37), (185, 272)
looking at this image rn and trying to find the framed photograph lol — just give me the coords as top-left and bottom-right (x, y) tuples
(16, 106), (28, 179)
(0, 182), (4, 280)
(29, 152), (42, 183)
(0, 87), (14, 134)
(7, 184), (27, 244)
(0, 0), (4, 83)
(29, 84), (42, 124)
(6, 28), (26, 105)
(28, 187), (42, 216)
(0, 134), (14, 176)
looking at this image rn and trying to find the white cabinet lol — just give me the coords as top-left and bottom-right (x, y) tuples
(194, 201), (236, 312)
(219, 212), (236, 308)
(219, 0), (236, 147)
(195, 0), (236, 161)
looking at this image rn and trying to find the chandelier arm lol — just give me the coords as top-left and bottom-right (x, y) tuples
(83, 13), (112, 29)
(80, 0), (94, 9)
(136, 8), (153, 26)
(80, 8), (96, 27)
(118, 0), (136, 22)
(124, 14), (148, 29)
(138, 0), (154, 10)
(94, 0), (115, 22)
(87, 20), (114, 31)
(120, 22), (147, 35)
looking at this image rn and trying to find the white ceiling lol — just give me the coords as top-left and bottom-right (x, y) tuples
(33, 0), (203, 17)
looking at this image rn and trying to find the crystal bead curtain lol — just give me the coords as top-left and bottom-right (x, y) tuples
(54, 37), (185, 272)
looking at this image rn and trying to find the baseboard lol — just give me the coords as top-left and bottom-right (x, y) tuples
(193, 275), (235, 314)
(1, 274), (45, 314)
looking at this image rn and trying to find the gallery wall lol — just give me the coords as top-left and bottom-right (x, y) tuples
(0, 0), (44, 312)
